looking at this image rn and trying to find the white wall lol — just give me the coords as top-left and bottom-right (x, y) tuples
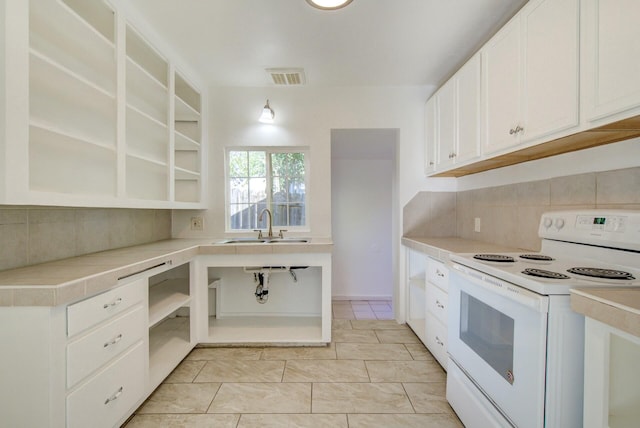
(331, 158), (393, 299)
(172, 84), (447, 239)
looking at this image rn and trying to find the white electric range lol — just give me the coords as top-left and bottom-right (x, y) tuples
(446, 210), (640, 428)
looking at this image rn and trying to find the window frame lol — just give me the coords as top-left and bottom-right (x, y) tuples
(224, 146), (311, 233)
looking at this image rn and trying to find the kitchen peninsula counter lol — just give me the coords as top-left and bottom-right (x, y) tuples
(571, 287), (640, 338)
(0, 238), (333, 307)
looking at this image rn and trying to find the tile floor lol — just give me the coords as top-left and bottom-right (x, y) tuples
(124, 300), (462, 427)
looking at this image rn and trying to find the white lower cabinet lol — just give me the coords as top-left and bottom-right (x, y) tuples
(425, 257), (450, 370)
(67, 341), (145, 428)
(583, 317), (640, 428)
(425, 312), (448, 368)
(405, 249), (427, 344)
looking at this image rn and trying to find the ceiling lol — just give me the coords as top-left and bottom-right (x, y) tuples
(127, 0), (528, 88)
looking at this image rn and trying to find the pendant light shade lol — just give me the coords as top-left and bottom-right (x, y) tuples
(306, 0), (353, 10)
(259, 99), (275, 124)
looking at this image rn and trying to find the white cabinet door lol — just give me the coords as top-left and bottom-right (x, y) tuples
(582, 0), (640, 123)
(424, 97), (437, 174)
(456, 54), (482, 163)
(436, 79), (457, 169)
(522, 0), (579, 140)
(482, 16), (522, 155)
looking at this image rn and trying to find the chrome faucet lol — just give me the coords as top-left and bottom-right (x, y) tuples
(258, 208), (273, 238)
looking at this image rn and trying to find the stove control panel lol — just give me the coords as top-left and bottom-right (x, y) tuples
(575, 214), (626, 232)
(539, 210), (640, 252)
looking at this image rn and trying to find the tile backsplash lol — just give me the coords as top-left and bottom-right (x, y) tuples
(404, 166), (640, 251)
(0, 207), (171, 271)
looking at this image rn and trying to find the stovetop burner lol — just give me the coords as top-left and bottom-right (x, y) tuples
(519, 254), (554, 261)
(522, 268), (570, 279)
(473, 254), (515, 263)
(567, 267), (636, 280)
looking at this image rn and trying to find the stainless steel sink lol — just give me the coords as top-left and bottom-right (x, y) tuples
(218, 238), (309, 244)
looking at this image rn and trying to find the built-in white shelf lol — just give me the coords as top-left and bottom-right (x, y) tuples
(30, 0), (115, 92)
(148, 279), (190, 327)
(175, 130), (200, 151)
(408, 275), (426, 291)
(207, 316), (323, 344)
(175, 167), (200, 181)
(148, 316), (191, 389)
(175, 95), (201, 121)
(126, 57), (168, 124)
(126, 155), (168, 201)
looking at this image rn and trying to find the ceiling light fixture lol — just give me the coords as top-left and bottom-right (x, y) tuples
(259, 99), (275, 124)
(305, 0), (353, 10)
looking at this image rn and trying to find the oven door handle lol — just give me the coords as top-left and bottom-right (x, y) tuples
(452, 263), (549, 313)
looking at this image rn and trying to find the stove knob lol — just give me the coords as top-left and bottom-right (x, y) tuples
(543, 218), (553, 229)
(554, 218), (565, 230)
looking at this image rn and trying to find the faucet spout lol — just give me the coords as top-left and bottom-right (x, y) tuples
(258, 208), (273, 238)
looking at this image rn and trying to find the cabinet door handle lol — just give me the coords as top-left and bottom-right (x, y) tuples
(436, 300), (445, 309)
(429, 161), (434, 166)
(103, 334), (123, 348)
(436, 270), (445, 277)
(103, 297), (122, 309)
(510, 125), (524, 135)
(436, 336), (444, 346)
(104, 386), (123, 405)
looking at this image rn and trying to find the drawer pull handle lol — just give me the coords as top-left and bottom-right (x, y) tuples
(436, 336), (444, 346)
(103, 334), (123, 348)
(103, 298), (122, 309)
(104, 386), (123, 405)
(436, 300), (445, 309)
(436, 270), (445, 277)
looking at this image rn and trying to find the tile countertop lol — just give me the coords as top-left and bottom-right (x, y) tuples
(571, 288), (640, 338)
(401, 236), (523, 261)
(0, 238), (333, 307)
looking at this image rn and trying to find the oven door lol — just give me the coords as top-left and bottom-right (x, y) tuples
(448, 264), (549, 428)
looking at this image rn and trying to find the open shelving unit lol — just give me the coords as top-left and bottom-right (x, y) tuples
(28, 0), (117, 197)
(147, 264), (193, 390)
(125, 25), (170, 202)
(173, 72), (202, 203)
(10, 0), (205, 208)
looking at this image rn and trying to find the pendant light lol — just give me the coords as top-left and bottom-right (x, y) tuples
(259, 99), (275, 124)
(306, 0), (353, 10)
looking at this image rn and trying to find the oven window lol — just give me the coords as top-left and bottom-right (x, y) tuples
(460, 291), (514, 384)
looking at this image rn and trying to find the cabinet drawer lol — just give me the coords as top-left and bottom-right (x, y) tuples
(427, 258), (449, 291)
(67, 278), (146, 337)
(67, 305), (145, 388)
(426, 283), (448, 325)
(67, 341), (145, 428)
(426, 312), (448, 370)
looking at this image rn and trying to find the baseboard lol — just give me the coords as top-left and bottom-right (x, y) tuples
(332, 295), (392, 301)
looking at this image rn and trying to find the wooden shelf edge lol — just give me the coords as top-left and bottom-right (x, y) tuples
(430, 115), (640, 178)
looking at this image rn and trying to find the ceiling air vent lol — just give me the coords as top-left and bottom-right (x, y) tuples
(266, 68), (306, 86)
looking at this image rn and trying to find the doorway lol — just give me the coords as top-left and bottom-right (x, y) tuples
(330, 129), (398, 309)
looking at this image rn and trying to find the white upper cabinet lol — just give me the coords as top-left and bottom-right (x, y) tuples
(435, 78), (456, 169)
(424, 97), (437, 174)
(454, 54), (482, 164)
(483, 0), (579, 155)
(0, 0), (205, 208)
(427, 54), (481, 173)
(483, 17), (522, 154)
(522, 0), (579, 139)
(582, 0), (640, 125)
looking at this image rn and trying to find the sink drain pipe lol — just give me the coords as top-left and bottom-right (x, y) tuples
(243, 266), (308, 304)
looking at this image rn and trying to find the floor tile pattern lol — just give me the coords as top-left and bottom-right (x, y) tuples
(124, 300), (462, 427)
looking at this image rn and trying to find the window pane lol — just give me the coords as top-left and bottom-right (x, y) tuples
(272, 203), (305, 227)
(229, 178), (248, 203)
(249, 151), (266, 177)
(248, 177), (267, 203)
(229, 151), (248, 177)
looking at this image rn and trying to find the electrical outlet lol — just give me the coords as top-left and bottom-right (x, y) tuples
(190, 216), (203, 231)
(474, 217), (481, 233)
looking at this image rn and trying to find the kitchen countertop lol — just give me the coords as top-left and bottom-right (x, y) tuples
(0, 238), (333, 307)
(401, 236), (523, 261)
(571, 287), (640, 337)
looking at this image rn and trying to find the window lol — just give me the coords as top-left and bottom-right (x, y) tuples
(227, 148), (308, 231)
